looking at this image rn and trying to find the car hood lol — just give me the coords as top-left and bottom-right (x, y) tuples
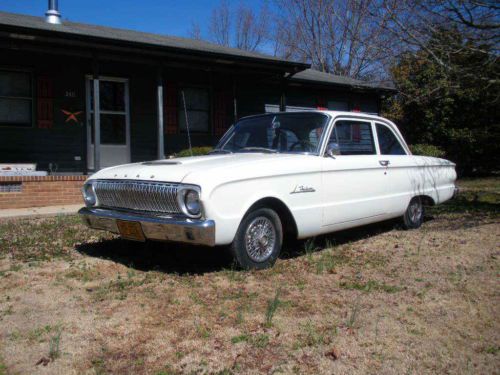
(88, 153), (321, 185)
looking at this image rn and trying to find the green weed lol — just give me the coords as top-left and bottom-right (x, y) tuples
(264, 289), (282, 327)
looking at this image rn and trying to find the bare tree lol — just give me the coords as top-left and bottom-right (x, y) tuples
(188, 21), (202, 40)
(272, 0), (392, 79)
(209, 0), (231, 47)
(188, 0), (498, 84)
(370, 0), (499, 82)
(235, 3), (269, 51)
(189, 0), (270, 52)
(441, 0), (499, 31)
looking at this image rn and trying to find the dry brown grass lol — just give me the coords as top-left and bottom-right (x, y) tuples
(0, 178), (498, 375)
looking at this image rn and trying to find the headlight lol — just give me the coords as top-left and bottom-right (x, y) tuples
(185, 190), (201, 215)
(177, 186), (202, 218)
(82, 182), (96, 207)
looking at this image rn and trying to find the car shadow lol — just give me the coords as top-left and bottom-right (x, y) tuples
(76, 238), (234, 275)
(280, 218), (402, 259)
(76, 217), (408, 275)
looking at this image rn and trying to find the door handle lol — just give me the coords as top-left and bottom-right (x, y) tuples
(379, 160), (390, 167)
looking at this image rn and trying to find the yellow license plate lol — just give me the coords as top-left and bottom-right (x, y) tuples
(116, 220), (145, 241)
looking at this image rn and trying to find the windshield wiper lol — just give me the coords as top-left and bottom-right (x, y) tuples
(208, 149), (233, 154)
(238, 147), (278, 154)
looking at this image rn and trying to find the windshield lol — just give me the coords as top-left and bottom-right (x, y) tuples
(215, 112), (330, 154)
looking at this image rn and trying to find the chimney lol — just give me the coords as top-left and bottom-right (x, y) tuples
(45, 0), (61, 24)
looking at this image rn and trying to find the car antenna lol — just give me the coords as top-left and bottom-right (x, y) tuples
(181, 90), (193, 156)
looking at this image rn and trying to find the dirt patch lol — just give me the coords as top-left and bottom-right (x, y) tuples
(0, 178), (498, 374)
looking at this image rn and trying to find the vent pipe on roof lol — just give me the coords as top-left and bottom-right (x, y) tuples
(45, 0), (61, 24)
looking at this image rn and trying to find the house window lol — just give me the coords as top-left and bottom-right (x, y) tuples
(327, 100), (348, 111)
(0, 70), (32, 127)
(178, 87), (210, 132)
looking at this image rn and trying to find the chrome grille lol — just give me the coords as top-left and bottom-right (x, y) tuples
(94, 180), (181, 214)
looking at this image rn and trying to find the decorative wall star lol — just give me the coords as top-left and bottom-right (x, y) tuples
(61, 109), (83, 123)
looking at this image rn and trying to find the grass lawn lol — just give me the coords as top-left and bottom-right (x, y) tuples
(0, 178), (498, 374)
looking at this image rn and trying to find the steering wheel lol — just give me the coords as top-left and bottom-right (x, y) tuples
(290, 140), (316, 152)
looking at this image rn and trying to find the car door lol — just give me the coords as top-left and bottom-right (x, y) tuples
(321, 118), (388, 228)
(374, 122), (414, 215)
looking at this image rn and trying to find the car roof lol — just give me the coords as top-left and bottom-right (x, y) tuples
(240, 110), (391, 123)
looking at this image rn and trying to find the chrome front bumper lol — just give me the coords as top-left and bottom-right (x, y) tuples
(79, 207), (215, 246)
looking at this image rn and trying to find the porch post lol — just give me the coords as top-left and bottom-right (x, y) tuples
(279, 77), (287, 112)
(232, 76), (238, 122)
(92, 59), (101, 171)
(156, 66), (165, 159)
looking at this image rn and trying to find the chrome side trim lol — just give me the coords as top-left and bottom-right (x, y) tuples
(79, 207), (215, 247)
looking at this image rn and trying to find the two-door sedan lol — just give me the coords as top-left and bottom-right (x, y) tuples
(80, 111), (458, 269)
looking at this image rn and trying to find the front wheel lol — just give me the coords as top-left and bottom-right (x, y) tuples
(402, 197), (424, 229)
(229, 208), (283, 270)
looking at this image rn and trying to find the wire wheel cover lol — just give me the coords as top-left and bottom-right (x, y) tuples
(244, 216), (276, 262)
(409, 200), (423, 223)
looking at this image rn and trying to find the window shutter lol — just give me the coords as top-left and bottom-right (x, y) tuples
(37, 76), (53, 129)
(214, 90), (229, 136)
(316, 96), (327, 110)
(352, 124), (361, 142)
(164, 82), (178, 134)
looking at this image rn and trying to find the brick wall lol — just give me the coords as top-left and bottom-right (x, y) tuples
(0, 175), (86, 209)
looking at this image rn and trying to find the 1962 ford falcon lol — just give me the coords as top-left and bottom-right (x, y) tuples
(79, 111), (457, 269)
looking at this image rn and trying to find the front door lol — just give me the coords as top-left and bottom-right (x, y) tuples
(321, 118), (388, 228)
(86, 77), (130, 170)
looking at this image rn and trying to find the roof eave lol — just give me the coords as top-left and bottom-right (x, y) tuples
(290, 77), (397, 94)
(0, 22), (310, 72)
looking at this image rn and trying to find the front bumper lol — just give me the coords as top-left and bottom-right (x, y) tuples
(79, 207), (216, 246)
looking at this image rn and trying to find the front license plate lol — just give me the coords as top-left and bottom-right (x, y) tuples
(116, 220), (145, 241)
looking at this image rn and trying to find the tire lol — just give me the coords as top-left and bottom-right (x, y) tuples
(402, 197), (424, 229)
(229, 207), (283, 270)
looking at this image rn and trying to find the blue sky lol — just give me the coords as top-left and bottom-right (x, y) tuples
(1, 0), (265, 38)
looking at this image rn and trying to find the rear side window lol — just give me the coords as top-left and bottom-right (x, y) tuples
(376, 123), (406, 155)
(328, 120), (376, 155)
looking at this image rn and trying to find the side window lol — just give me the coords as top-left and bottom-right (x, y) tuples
(327, 120), (376, 155)
(376, 123), (406, 155)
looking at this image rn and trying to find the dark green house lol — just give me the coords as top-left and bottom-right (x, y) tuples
(0, 6), (394, 174)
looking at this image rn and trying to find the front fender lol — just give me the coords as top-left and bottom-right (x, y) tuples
(202, 174), (322, 245)
(203, 181), (291, 245)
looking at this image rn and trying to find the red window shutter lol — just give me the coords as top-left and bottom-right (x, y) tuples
(37, 76), (54, 129)
(316, 96), (327, 110)
(352, 124), (361, 142)
(214, 90), (229, 136)
(164, 82), (178, 134)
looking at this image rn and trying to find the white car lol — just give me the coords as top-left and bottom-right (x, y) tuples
(80, 111), (457, 269)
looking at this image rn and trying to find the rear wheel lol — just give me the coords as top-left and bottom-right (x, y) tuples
(229, 208), (283, 269)
(402, 197), (424, 229)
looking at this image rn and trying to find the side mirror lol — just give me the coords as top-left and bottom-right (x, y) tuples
(326, 143), (341, 158)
